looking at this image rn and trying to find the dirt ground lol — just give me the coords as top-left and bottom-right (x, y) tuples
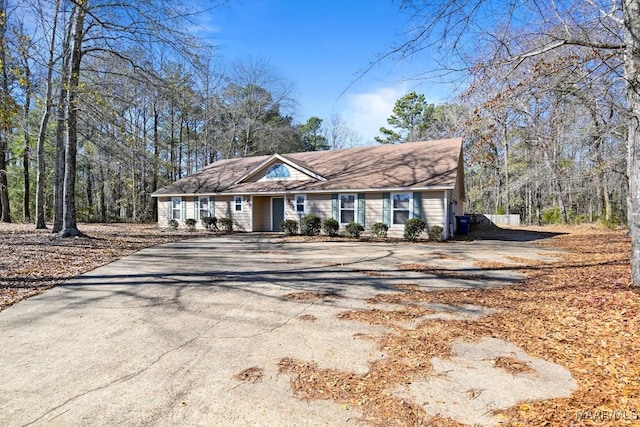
(1, 223), (638, 426)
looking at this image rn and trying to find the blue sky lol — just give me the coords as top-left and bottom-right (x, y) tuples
(195, 1), (455, 145)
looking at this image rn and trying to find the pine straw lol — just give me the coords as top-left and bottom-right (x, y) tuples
(282, 291), (343, 302)
(0, 223), (189, 311)
(278, 228), (640, 426)
(338, 305), (437, 326)
(358, 270), (393, 277)
(297, 314), (317, 322)
(398, 263), (495, 282)
(492, 356), (535, 375)
(233, 366), (264, 383)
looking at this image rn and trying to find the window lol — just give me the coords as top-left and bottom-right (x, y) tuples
(295, 195), (306, 214)
(198, 197), (210, 220)
(392, 193), (412, 225)
(234, 196), (243, 212)
(266, 163), (290, 179)
(339, 194), (356, 224)
(171, 197), (182, 220)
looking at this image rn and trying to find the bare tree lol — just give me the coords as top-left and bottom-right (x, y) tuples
(15, 20), (32, 222)
(0, 0), (15, 223)
(51, 0), (213, 236)
(323, 114), (362, 149)
(624, 0), (640, 285)
(59, 0), (86, 237)
(34, 0), (63, 229)
(387, 0), (639, 285)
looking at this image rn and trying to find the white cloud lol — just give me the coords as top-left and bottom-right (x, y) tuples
(337, 81), (456, 146)
(340, 86), (405, 146)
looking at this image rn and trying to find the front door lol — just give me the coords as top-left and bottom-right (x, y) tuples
(272, 197), (285, 231)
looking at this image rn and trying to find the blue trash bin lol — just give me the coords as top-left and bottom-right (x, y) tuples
(456, 215), (470, 235)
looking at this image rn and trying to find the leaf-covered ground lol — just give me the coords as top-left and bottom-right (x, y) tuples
(0, 223), (190, 311)
(279, 226), (640, 426)
(1, 223), (638, 425)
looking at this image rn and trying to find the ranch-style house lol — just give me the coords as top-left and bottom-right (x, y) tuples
(152, 138), (465, 239)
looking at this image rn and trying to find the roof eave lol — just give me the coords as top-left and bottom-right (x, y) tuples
(151, 184), (455, 198)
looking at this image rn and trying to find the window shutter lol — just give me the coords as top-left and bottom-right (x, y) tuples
(413, 192), (422, 219)
(181, 196), (186, 221)
(211, 196), (215, 217)
(194, 197), (197, 219)
(166, 198), (171, 222)
(357, 193), (366, 225)
(331, 194), (338, 220)
(382, 192), (390, 225)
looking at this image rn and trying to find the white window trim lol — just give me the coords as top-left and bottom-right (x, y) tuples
(171, 197), (182, 221)
(391, 192), (413, 226)
(234, 196), (243, 212)
(198, 196), (210, 221)
(339, 193), (357, 225)
(295, 194), (307, 214)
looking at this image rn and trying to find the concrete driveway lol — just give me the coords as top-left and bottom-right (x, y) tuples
(0, 234), (575, 426)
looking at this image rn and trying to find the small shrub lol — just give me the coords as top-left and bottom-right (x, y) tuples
(202, 216), (217, 231)
(281, 219), (299, 236)
(404, 218), (426, 241)
(345, 222), (364, 238)
(185, 218), (197, 231)
(370, 222), (389, 238)
(322, 218), (339, 236)
(218, 217), (233, 233)
(428, 225), (444, 241)
(167, 219), (179, 230)
(300, 214), (321, 236)
(541, 207), (562, 225)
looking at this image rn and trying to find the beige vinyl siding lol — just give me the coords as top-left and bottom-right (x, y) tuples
(213, 196), (233, 218)
(421, 191), (445, 228)
(306, 194), (333, 219)
(185, 197), (196, 220)
(283, 196), (299, 221)
(158, 198), (170, 226)
(233, 196), (251, 231)
(213, 196), (251, 231)
(364, 192), (384, 227)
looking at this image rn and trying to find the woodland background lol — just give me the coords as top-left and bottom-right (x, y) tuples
(0, 0), (629, 229)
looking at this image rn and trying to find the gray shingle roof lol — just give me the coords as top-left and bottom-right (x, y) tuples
(152, 138), (463, 196)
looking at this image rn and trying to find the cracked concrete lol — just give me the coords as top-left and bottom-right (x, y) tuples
(0, 233), (572, 426)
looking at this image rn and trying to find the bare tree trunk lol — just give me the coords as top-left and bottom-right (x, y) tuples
(21, 59), (31, 222)
(35, 104), (49, 229)
(60, 0), (86, 238)
(16, 19), (34, 222)
(0, 130), (8, 222)
(53, 15), (72, 233)
(0, 0), (12, 223)
(86, 162), (94, 218)
(625, 0), (640, 285)
(170, 105), (175, 181)
(99, 163), (106, 222)
(36, 0), (62, 229)
(151, 101), (159, 221)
